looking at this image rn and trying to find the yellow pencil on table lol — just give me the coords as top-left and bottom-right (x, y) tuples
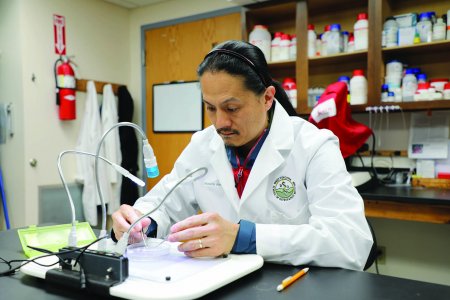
(277, 267), (309, 292)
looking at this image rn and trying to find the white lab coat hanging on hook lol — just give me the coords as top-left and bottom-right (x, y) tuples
(76, 81), (112, 225)
(102, 84), (122, 214)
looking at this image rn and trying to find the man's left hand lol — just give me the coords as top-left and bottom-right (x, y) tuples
(167, 212), (239, 257)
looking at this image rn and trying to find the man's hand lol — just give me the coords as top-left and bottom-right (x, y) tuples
(167, 212), (239, 257)
(111, 204), (151, 243)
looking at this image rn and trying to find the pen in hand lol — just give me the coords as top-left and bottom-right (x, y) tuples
(277, 267), (309, 292)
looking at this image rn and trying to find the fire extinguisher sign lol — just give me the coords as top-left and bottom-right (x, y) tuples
(53, 14), (66, 55)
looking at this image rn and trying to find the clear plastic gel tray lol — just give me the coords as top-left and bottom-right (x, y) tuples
(126, 239), (170, 261)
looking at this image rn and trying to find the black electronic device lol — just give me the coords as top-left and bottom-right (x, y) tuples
(46, 247), (128, 296)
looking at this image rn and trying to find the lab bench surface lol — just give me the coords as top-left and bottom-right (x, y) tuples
(1, 228), (450, 300)
(360, 185), (450, 224)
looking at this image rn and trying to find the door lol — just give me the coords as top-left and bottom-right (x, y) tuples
(145, 12), (242, 189)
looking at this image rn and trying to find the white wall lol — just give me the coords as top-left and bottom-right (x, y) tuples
(0, 0), (130, 227)
(0, 0), (25, 231)
(367, 218), (450, 286)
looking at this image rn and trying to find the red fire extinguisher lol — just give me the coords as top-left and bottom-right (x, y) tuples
(54, 56), (76, 120)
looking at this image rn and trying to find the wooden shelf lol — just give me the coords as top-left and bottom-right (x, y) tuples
(382, 40), (450, 57)
(245, 1), (296, 21)
(379, 100), (450, 112)
(309, 50), (368, 67)
(245, 0), (450, 115)
(268, 59), (295, 69)
(244, 1), (296, 33)
(301, 100), (450, 116)
(308, 0), (366, 15)
(351, 104), (370, 113)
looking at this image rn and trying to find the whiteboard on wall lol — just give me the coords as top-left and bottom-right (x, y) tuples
(153, 81), (203, 133)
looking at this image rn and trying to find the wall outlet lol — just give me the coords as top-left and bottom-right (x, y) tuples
(377, 246), (386, 265)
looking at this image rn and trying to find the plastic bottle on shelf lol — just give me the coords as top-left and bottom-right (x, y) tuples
(386, 60), (403, 77)
(249, 25), (272, 62)
(432, 18), (446, 41)
(414, 31), (421, 44)
(289, 34), (297, 60)
(387, 91), (395, 102)
(338, 75), (351, 102)
(428, 11), (437, 24)
(316, 34), (322, 56)
(381, 84), (389, 102)
(443, 83), (450, 100)
(308, 87), (325, 107)
(417, 12), (432, 43)
(307, 24), (316, 58)
(354, 13), (369, 50)
(414, 82), (431, 101)
(385, 60), (402, 93)
(338, 76), (350, 90)
(347, 33), (355, 52)
(383, 17), (399, 47)
(350, 69), (368, 105)
(430, 78), (449, 93)
(321, 25), (331, 56)
(394, 88), (402, 102)
(342, 31), (349, 52)
(278, 33), (291, 61)
(411, 68), (421, 77)
(448, 9), (450, 40)
(327, 24), (342, 55)
(282, 78), (297, 109)
(381, 28), (386, 48)
(417, 73), (427, 84)
(270, 32), (282, 62)
(402, 69), (418, 102)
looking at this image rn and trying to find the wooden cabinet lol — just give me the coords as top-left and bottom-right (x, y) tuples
(380, 0), (450, 111)
(242, 0), (450, 115)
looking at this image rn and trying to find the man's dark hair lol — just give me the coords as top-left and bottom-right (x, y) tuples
(198, 40), (297, 116)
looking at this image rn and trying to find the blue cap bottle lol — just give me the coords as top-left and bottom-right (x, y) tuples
(417, 73), (427, 83)
(330, 24), (341, 31)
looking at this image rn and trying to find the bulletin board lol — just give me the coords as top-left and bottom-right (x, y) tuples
(152, 81), (203, 133)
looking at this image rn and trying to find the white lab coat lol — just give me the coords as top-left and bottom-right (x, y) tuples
(134, 100), (373, 270)
(102, 84), (122, 215)
(76, 81), (113, 225)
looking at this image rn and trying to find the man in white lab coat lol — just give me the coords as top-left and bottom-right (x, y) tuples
(112, 40), (373, 271)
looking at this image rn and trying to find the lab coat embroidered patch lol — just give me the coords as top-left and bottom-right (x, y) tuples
(272, 176), (296, 201)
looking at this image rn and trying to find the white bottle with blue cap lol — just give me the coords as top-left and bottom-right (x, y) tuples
(417, 12), (432, 43)
(327, 24), (342, 55)
(338, 76), (351, 103)
(402, 69), (418, 102)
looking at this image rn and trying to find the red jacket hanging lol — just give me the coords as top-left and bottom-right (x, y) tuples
(308, 81), (372, 158)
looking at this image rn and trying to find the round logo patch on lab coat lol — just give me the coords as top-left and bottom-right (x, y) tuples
(272, 176), (296, 201)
